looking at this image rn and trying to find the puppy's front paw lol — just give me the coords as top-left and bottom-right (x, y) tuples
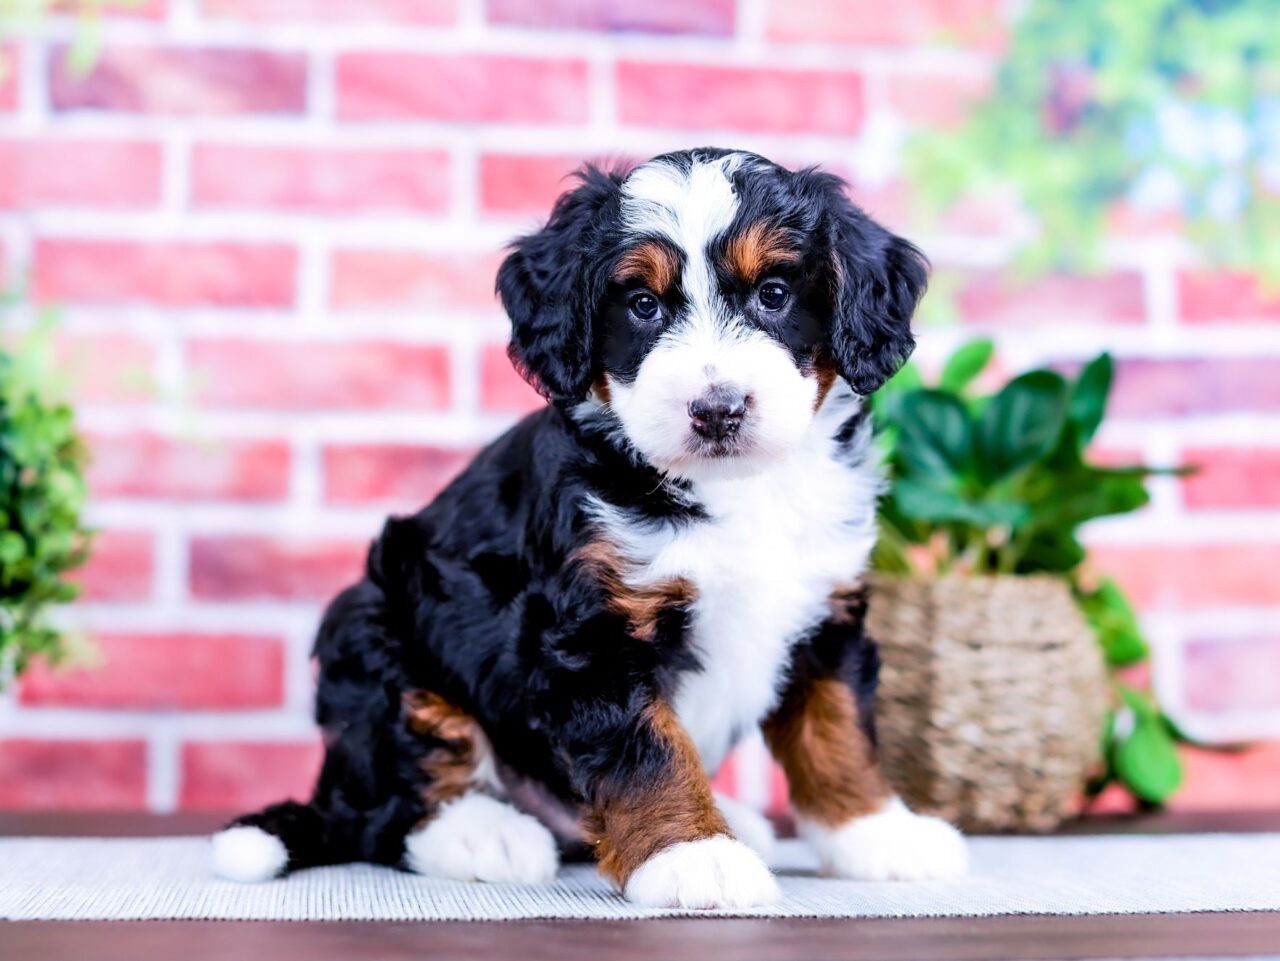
(405, 793), (559, 885)
(624, 835), (781, 909)
(801, 797), (968, 882)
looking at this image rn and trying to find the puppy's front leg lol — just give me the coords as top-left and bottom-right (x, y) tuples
(764, 676), (967, 881)
(580, 698), (780, 909)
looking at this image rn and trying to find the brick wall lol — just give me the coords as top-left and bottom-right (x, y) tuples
(1, 0), (1276, 813)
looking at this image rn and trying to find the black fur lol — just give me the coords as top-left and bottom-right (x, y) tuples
(497, 165), (625, 403)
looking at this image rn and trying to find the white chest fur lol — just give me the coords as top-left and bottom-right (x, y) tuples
(592, 409), (882, 773)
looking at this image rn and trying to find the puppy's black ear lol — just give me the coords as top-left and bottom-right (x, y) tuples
(802, 171), (928, 395)
(497, 165), (624, 403)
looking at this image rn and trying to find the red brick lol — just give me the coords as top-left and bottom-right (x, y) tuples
(885, 68), (994, 127)
(180, 740), (324, 810)
(487, 0), (733, 35)
(192, 144), (450, 213)
(50, 46), (307, 115)
(201, 0), (455, 23)
(74, 530), (154, 603)
(767, 0), (1005, 50)
(1184, 636), (1280, 713)
(53, 332), (155, 404)
(330, 249), (501, 311)
(1174, 743), (1280, 811)
(0, 44), (19, 111)
(709, 748), (737, 796)
(337, 53), (588, 124)
(0, 138), (161, 209)
(87, 432), (291, 502)
(1089, 544), (1280, 610)
(20, 633), (286, 710)
(0, 740), (147, 809)
(1110, 359), (1280, 417)
(1179, 271), (1280, 323)
(479, 153), (588, 217)
(957, 271), (1145, 327)
(189, 339), (451, 410)
(767, 759), (790, 815)
(480, 342), (544, 413)
(479, 153), (641, 218)
(323, 443), (474, 507)
(617, 61), (864, 135)
(35, 240), (296, 307)
(1181, 448), (1280, 510)
(190, 535), (366, 601)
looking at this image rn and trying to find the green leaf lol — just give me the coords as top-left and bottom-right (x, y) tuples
(0, 531), (26, 566)
(895, 390), (974, 478)
(1078, 578), (1149, 667)
(872, 363), (925, 428)
(1016, 531), (1087, 573)
(939, 339), (995, 394)
(1067, 353), (1113, 447)
(892, 478), (974, 523)
(975, 370), (1069, 481)
(1114, 713), (1184, 805)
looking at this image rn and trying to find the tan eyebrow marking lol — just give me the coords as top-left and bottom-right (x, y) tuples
(611, 241), (680, 295)
(724, 221), (801, 284)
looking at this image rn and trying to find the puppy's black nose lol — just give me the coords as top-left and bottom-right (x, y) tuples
(688, 386), (748, 442)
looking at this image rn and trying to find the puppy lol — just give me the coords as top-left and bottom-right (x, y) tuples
(211, 148), (967, 908)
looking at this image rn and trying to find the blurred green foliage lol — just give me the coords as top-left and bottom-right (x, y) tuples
(873, 342), (1188, 805)
(0, 0), (148, 80)
(907, 0), (1280, 279)
(0, 300), (94, 687)
(0, 0), (131, 686)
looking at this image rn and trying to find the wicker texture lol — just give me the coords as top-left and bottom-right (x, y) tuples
(869, 574), (1109, 833)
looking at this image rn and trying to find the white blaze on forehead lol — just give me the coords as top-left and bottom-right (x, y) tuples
(621, 154), (745, 320)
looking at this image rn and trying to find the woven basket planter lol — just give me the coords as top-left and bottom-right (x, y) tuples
(868, 574), (1109, 833)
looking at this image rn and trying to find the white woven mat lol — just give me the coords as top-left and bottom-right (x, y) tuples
(3, 834), (1279, 921)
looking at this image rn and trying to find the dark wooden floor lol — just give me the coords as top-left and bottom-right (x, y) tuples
(3, 811), (1278, 961)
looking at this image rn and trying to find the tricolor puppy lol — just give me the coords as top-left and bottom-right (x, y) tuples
(212, 148), (967, 908)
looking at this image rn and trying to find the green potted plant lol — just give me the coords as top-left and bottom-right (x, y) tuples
(0, 303), (94, 688)
(868, 339), (1184, 831)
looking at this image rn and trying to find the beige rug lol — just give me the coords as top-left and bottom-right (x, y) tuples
(3, 834), (1279, 921)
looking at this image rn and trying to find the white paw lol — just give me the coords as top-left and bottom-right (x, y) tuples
(714, 792), (776, 862)
(800, 797), (968, 882)
(624, 835), (782, 909)
(211, 825), (288, 883)
(404, 793), (559, 885)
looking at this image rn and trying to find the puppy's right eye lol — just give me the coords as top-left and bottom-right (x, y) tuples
(629, 292), (661, 322)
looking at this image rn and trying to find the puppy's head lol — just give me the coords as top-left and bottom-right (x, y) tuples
(497, 149), (926, 480)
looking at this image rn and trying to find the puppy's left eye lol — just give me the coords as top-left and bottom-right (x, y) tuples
(758, 281), (790, 311)
(629, 292), (661, 322)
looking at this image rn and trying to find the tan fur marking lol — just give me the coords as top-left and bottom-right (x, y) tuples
(762, 677), (889, 828)
(809, 355), (839, 411)
(404, 691), (489, 809)
(593, 376), (612, 407)
(611, 241), (680, 294)
(584, 699), (729, 886)
(725, 221), (801, 283)
(577, 539), (696, 642)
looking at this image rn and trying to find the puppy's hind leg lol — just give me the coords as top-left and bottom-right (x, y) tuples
(213, 579), (432, 881)
(399, 690), (559, 885)
(404, 793), (559, 885)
